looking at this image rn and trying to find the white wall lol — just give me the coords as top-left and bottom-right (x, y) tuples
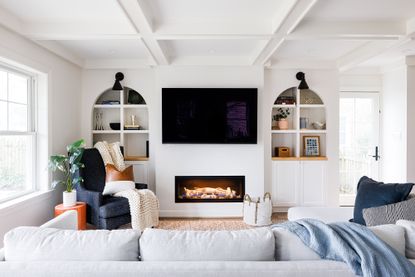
(155, 66), (264, 217)
(264, 69), (339, 206)
(406, 61), (415, 183)
(0, 25), (81, 247)
(381, 66), (407, 182)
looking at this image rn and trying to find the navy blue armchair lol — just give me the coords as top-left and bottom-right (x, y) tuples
(75, 148), (147, 229)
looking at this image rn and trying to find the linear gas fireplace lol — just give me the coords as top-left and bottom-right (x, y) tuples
(175, 176), (245, 203)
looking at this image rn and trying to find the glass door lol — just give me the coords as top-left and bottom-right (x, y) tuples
(339, 92), (380, 206)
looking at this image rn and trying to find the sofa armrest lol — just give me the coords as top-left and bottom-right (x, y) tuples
(41, 210), (78, 230)
(76, 184), (103, 227)
(0, 248), (4, 261)
(135, 183), (148, 190)
(288, 207), (354, 223)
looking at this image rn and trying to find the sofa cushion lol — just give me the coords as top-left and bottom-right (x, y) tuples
(4, 227), (140, 261)
(353, 176), (413, 225)
(396, 220), (415, 259)
(363, 197), (415, 226)
(103, 180), (135, 196)
(272, 224), (405, 260)
(139, 228), (275, 261)
(99, 197), (130, 219)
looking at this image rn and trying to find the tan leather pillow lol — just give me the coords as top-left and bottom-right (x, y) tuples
(105, 164), (134, 182)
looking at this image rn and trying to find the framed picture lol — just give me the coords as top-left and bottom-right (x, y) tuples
(303, 136), (320, 156)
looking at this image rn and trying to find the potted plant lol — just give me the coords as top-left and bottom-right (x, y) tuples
(273, 108), (291, 130)
(49, 139), (85, 207)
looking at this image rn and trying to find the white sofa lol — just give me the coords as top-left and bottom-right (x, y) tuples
(0, 210), (412, 277)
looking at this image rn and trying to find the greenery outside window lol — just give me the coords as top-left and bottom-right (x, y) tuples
(0, 64), (37, 203)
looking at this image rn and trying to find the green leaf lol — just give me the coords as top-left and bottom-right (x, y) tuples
(67, 139), (85, 154)
(51, 180), (65, 189)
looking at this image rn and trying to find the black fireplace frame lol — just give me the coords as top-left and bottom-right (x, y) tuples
(175, 175), (245, 203)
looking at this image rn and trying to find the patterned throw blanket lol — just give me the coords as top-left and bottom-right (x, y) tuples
(114, 188), (159, 232)
(272, 219), (415, 277)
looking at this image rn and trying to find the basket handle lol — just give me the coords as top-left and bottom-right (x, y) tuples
(244, 194), (252, 202)
(263, 192), (271, 201)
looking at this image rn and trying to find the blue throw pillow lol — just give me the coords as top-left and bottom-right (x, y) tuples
(353, 176), (413, 225)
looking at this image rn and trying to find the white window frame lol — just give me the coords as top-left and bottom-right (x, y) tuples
(0, 63), (38, 204)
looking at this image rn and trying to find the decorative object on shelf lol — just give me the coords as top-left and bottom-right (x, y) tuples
(296, 72), (309, 90)
(125, 115), (140, 130)
(146, 140), (149, 158)
(109, 122), (121, 130)
(312, 121), (326, 130)
(112, 72), (124, 91)
(128, 89), (146, 104)
(94, 111), (104, 130)
(49, 139), (85, 207)
(300, 117), (309, 129)
(275, 87), (296, 105)
(274, 147), (290, 157)
(273, 108), (291, 130)
(243, 193), (272, 226)
(301, 89), (324, 105)
(303, 136), (320, 156)
(101, 100), (120, 105)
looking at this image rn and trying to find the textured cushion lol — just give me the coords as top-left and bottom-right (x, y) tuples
(363, 197), (415, 226)
(353, 176), (413, 225)
(396, 220), (415, 259)
(140, 228), (275, 261)
(272, 224), (405, 260)
(99, 197), (130, 219)
(103, 180), (135, 195)
(105, 164), (134, 182)
(4, 227), (140, 261)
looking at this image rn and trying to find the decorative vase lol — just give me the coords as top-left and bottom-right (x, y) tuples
(63, 190), (77, 207)
(278, 119), (289, 130)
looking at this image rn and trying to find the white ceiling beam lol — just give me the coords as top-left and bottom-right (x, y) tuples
(169, 56), (251, 66)
(154, 34), (273, 40)
(33, 40), (84, 67)
(290, 20), (405, 40)
(84, 58), (153, 69)
(118, 0), (168, 65)
(336, 38), (410, 72)
(155, 20), (272, 36)
(267, 59), (337, 69)
(28, 34), (141, 41)
(252, 0), (318, 65)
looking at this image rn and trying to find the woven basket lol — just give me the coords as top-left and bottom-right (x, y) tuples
(243, 193), (272, 226)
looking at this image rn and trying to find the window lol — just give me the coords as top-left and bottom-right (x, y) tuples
(0, 65), (36, 203)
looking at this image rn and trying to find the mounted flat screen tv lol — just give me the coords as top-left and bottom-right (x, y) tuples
(162, 88), (257, 144)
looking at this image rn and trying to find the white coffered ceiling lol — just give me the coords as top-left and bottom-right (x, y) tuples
(0, 0), (414, 70)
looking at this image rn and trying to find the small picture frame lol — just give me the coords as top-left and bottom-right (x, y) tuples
(303, 136), (320, 156)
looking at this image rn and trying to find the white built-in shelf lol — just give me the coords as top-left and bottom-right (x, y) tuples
(271, 87), (326, 158)
(123, 130), (149, 134)
(92, 130), (120, 134)
(123, 104), (148, 109)
(299, 129), (327, 134)
(92, 87), (150, 158)
(273, 104), (296, 108)
(94, 104), (121, 109)
(299, 104), (325, 108)
(271, 129), (297, 134)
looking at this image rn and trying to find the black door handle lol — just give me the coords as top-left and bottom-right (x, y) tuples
(371, 146), (380, 161)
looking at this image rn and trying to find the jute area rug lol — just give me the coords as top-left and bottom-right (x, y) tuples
(120, 213), (287, 231)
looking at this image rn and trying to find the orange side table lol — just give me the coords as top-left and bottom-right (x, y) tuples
(54, 202), (87, 230)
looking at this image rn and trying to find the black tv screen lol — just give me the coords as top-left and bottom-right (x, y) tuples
(162, 88), (257, 144)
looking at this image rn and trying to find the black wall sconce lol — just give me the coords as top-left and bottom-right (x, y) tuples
(112, 72), (124, 91)
(296, 72), (309, 90)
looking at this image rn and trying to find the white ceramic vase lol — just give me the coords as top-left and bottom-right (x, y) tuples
(63, 190), (77, 207)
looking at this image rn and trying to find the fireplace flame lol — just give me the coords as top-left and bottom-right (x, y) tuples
(182, 186), (239, 199)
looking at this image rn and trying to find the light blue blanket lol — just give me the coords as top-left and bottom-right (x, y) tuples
(272, 219), (415, 277)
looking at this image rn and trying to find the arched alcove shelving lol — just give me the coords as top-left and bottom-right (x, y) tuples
(92, 86), (149, 161)
(271, 87), (327, 160)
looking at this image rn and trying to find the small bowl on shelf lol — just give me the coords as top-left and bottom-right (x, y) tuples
(109, 123), (121, 130)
